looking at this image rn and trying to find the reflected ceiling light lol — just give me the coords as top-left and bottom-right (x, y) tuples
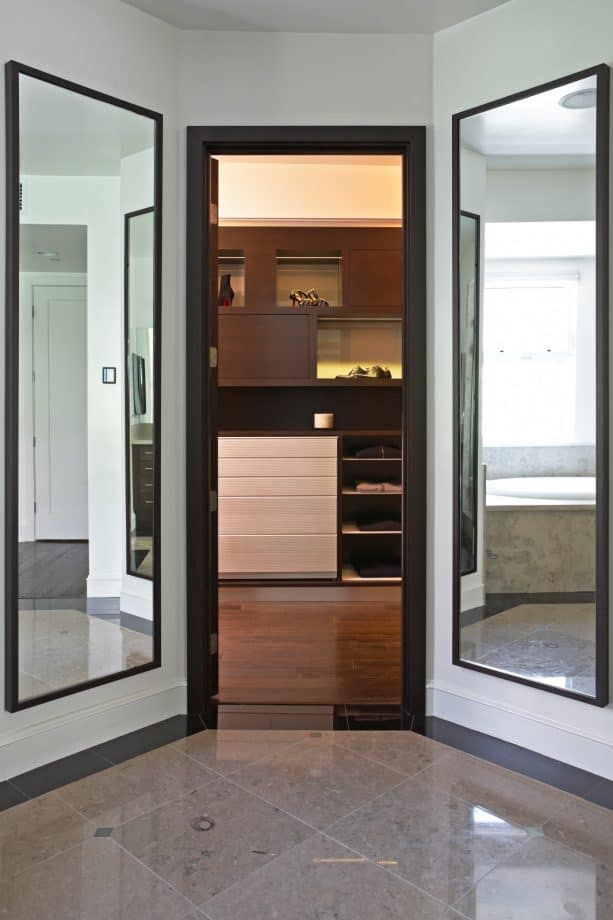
(559, 88), (597, 109)
(36, 249), (60, 260)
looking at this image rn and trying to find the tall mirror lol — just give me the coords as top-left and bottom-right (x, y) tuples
(453, 66), (609, 704)
(5, 63), (162, 709)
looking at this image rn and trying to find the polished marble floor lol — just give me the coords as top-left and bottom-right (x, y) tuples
(460, 602), (596, 696)
(18, 608), (153, 699)
(2, 729), (613, 918)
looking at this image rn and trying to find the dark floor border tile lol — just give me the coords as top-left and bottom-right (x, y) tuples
(0, 781), (29, 813)
(423, 716), (612, 806)
(7, 714), (205, 803)
(5, 711), (613, 816)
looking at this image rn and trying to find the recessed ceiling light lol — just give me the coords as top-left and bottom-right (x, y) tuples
(559, 88), (597, 110)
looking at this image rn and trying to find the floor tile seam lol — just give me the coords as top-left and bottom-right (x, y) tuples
(1, 834), (97, 884)
(412, 751), (599, 829)
(55, 772), (218, 829)
(289, 735), (413, 780)
(317, 824), (473, 915)
(218, 772), (327, 835)
(173, 733), (312, 778)
(429, 732), (600, 801)
(540, 813), (613, 869)
(108, 836), (204, 912)
(331, 737), (451, 778)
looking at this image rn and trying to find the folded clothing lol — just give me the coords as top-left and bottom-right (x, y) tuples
(354, 479), (402, 493)
(353, 557), (402, 578)
(357, 518), (401, 532)
(355, 445), (402, 459)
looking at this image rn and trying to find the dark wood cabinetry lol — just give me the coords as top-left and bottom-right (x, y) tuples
(217, 226), (402, 387)
(132, 443), (154, 535)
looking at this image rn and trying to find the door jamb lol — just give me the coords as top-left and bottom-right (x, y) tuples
(185, 127), (427, 728)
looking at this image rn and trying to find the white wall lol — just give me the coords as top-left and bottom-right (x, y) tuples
(433, 0), (613, 778)
(0, 0), (184, 779)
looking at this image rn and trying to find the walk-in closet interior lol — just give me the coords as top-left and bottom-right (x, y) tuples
(213, 154), (406, 728)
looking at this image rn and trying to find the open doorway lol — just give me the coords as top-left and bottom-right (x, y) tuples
(186, 128), (426, 731)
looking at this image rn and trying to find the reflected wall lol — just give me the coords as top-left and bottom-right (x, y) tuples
(5, 63), (162, 709)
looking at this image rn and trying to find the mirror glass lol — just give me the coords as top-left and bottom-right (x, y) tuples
(456, 72), (605, 699)
(126, 208), (155, 579)
(15, 72), (159, 703)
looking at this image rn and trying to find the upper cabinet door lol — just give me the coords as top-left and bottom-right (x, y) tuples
(349, 249), (403, 310)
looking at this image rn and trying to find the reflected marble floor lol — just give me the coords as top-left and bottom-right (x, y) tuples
(18, 608), (153, 699)
(2, 730), (613, 918)
(461, 602), (596, 696)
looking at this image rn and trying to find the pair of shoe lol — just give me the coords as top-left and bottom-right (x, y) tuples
(336, 365), (392, 379)
(289, 288), (329, 308)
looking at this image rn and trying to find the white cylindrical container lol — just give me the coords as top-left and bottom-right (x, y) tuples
(314, 412), (335, 430)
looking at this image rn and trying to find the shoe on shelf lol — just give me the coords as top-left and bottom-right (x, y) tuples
(366, 365), (392, 379)
(336, 365), (368, 378)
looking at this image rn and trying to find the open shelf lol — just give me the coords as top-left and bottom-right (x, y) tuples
(342, 563), (401, 584)
(276, 250), (342, 308)
(218, 249), (245, 307)
(343, 521), (401, 535)
(317, 316), (402, 381)
(343, 489), (402, 496)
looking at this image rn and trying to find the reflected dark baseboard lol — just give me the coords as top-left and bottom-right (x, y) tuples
(461, 591), (597, 626)
(120, 611), (153, 636)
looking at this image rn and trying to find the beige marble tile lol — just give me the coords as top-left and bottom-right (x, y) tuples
(231, 734), (407, 829)
(0, 791), (91, 881)
(544, 794), (613, 866)
(453, 836), (613, 920)
(172, 729), (308, 775)
(0, 837), (197, 920)
(327, 776), (527, 906)
(114, 777), (314, 903)
(417, 748), (574, 830)
(59, 746), (215, 827)
(333, 729), (450, 776)
(203, 833), (453, 919)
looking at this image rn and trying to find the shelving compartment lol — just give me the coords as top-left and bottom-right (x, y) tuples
(317, 317), (402, 380)
(340, 433), (402, 583)
(276, 250), (342, 308)
(218, 249), (245, 307)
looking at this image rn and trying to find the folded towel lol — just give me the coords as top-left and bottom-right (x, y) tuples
(354, 558), (402, 578)
(355, 481), (384, 493)
(357, 519), (401, 532)
(383, 481), (402, 493)
(355, 445), (402, 459)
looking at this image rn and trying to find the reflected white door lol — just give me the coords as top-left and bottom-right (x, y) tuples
(33, 285), (88, 539)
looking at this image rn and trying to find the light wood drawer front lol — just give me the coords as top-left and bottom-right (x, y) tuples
(219, 534), (337, 575)
(219, 437), (337, 459)
(219, 477), (336, 497)
(219, 496), (337, 535)
(219, 457), (336, 478)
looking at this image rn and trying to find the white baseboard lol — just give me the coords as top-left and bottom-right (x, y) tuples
(428, 682), (613, 781)
(461, 582), (484, 611)
(120, 575), (153, 620)
(0, 681), (186, 781)
(87, 575), (122, 598)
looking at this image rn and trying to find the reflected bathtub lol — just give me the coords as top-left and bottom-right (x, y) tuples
(487, 476), (595, 506)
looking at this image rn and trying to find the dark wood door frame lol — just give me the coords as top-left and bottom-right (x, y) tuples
(186, 127), (427, 727)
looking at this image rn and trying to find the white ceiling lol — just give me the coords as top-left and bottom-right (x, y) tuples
(122, 0), (511, 33)
(20, 74), (154, 176)
(461, 76), (598, 169)
(20, 225), (87, 273)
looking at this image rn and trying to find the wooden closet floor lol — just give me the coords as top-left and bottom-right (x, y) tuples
(218, 601), (401, 705)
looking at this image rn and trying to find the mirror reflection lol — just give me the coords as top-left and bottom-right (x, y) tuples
(457, 73), (602, 698)
(17, 73), (158, 702)
(126, 208), (155, 579)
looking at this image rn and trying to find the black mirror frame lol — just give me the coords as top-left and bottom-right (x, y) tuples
(452, 64), (610, 706)
(4, 61), (163, 712)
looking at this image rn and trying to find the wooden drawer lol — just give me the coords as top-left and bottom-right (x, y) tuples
(219, 457), (336, 478)
(219, 476), (336, 497)
(219, 496), (337, 535)
(219, 436), (338, 458)
(219, 534), (337, 576)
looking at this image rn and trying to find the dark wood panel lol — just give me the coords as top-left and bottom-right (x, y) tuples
(350, 249), (403, 308)
(218, 386), (402, 431)
(219, 314), (310, 382)
(219, 600), (401, 705)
